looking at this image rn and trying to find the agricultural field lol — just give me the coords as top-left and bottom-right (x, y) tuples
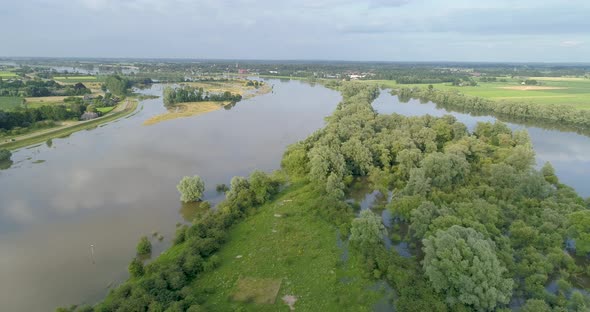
(53, 76), (98, 83)
(0, 71), (17, 78)
(24, 96), (72, 108)
(0, 96), (23, 111)
(360, 76), (590, 110)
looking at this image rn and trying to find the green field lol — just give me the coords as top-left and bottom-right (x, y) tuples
(358, 77), (590, 110)
(0, 97), (23, 111)
(189, 181), (383, 311)
(96, 106), (115, 114)
(53, 76), (98, 82)
(0, 71), (17, 78)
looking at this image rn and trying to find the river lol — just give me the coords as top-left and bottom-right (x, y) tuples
(0, 79), (340, 311)
(1, 81), (589, 311)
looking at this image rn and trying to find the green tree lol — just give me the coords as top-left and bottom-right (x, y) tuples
(0, 149), (11, 162)
(350, 210), (386, 251)
(568, 210), (590, 256)
(136, 236), (152, 255)
(128, 258), (144, 278)
(420, 152), (470, 189)
(422, 225), (513, 310)
(520, 299), (550, 312)
(177, 175), (205, 203)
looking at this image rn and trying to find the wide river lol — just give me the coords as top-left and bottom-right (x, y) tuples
(0, 80), (589, 311)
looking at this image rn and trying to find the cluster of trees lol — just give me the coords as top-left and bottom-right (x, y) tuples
(163, 86), (242, 107)
(103, 75), (131, 97)
(245, 80), (264, 88)
(0, 79), (91, 97)
(393, 87), (590, 134)
(281, 82), (590, 311)
(0, 103), (88, 131)
(60, 171), (280, 311)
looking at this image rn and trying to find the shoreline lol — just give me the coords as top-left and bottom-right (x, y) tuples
(0, 99), (140, 151)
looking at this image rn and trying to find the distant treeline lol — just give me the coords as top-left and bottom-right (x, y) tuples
(0, 79), (91, 97)
(393, 87), (590, 133)
(163, 86), (242, 107)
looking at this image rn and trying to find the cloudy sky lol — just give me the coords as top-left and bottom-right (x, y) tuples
(1, 0), (589, 62)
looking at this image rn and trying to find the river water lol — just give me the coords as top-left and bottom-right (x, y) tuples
(1, 81), (589, 311)
(0, 79), (341, 311)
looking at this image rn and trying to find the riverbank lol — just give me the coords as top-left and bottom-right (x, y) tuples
(0, 99), (139, 151)
(143, 101), (227, 126)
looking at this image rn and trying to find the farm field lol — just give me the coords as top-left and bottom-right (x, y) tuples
(53, 76), (98, 83)
(0, 71), (17, 78)
(359, 77), (590, 110)
(0, 96), (23, 111)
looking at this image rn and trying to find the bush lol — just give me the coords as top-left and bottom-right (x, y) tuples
(215, 184), (229, 193)
(136, 236), (152, 255)
(177, 175), (205, 203)
(128, 258), (144, 278)
(0, 149), (11, 162)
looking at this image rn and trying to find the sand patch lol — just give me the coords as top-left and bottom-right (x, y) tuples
(143, 101), (226, 126)
(232, 277), (282, 304)
(282, 295), (297, 310)
(497, 86), (569, 91)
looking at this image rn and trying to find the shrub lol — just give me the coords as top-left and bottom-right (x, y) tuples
(136, 236), (152, 255)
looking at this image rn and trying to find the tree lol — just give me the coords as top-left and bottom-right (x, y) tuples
(520, 299), (550, 312)
(568, 210), (590, 256)
(350, 210), (386, 251)
(0, 149), (11, 162)
(541, 162), (559, 184)
(128, 258), (144, 278)
(420, 152), (469, 189)
(104, 75), (130, 96)
(422, 225), (513, 311)
(136, 236), (152, 255)
(177, 175), (205, 203)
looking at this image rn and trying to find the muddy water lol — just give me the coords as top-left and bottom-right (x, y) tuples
(0, 79), (340, 311)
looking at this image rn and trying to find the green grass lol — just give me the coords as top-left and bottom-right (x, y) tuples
(0, 71), (17, 78)
(96, 106), (115, 114)
(0, 97), (23, 111)
(54, 76), (97, 82)
(0, 100), (138, 151)
(190, 181), (383, 311)
(358, 77), (590, 110)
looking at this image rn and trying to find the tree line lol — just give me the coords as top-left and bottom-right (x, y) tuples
(163, 86), (242, 107)
(0, 103), (89, 132)
(0, 79), (91, 97)
(393, 86), (590, 134)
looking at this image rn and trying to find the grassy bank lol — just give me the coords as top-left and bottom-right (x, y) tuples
(190, 181), (381, 311)
(0, 99), (139, 151)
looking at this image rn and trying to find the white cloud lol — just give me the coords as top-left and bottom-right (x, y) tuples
(560, 40), (583, 47)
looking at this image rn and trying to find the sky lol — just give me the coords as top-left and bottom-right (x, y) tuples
(1, 0), (589, 62)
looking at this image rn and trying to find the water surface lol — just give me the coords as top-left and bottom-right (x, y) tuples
(0, 79), (340, 311)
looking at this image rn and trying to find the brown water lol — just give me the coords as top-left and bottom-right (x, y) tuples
(0, 79), (341, 311)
